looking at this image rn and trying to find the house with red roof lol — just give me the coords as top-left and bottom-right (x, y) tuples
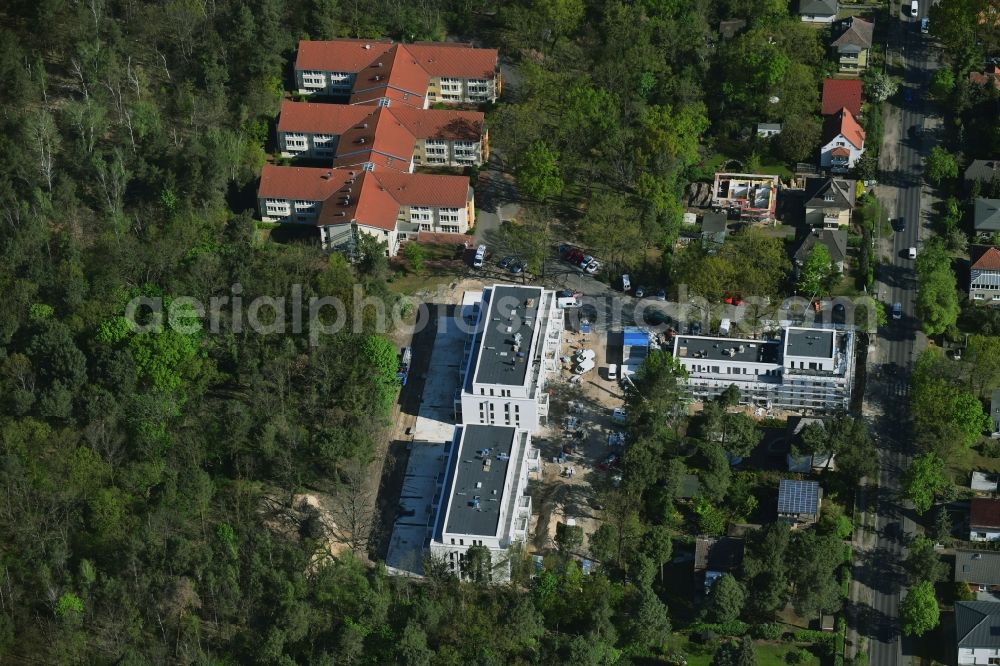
(276, 100), (487, 169)
(969, 65), (1000, 91)
(821, 78), (863, 117)
(970, 245), (1000, 306)
(971, 498), (1000, 540)
(820, 107), (866, 172)
(294, 39), (501, 105)
(257, 164), (474, 256)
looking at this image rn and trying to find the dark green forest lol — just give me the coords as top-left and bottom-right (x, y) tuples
(0, 0), (857, 663)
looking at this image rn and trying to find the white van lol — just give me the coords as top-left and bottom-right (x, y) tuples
(719, 318), (732, 336)
(621, 274), (631, 292)
(557, 295), (581, 309)
(473, 244), (486, 268)
(910, 0), (918, 15)
(607, 364), (618, 380)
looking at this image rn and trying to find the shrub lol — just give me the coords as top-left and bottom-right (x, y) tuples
(752, 623), (783, 640)
(689, 620), (749, 637)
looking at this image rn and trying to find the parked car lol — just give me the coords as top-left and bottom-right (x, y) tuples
(607, 363), (618, 380)
(498, 255), (514, 269)
(597, 452), (620, 471)
(892, 302), (902, 320)
(724, 292), (744, 305)
(579, 254), (594, 268)
(509, 261), (524, 274)
(903, 87), (914, 103)
(621, 274), (631, 292)
(907, 247), (917, 259)
(584, 260), (600, 274)
(473, 246), (486, 268)
(655, 288), (666, 301)
(690, 321), (702, 335)
(612, 407), (626, 424)
(634, 286), (646, 298)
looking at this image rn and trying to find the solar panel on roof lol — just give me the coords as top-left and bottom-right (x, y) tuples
(778, 479), (820, 514)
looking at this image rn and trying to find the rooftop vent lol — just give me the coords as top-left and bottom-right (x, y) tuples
(364, 44), (371, 50)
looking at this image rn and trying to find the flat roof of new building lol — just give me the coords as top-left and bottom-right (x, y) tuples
(473, 285), (543, 387)
(444, 425), (516, 537)
(786, 329), (835, 358)
(675, 335), (780, 364)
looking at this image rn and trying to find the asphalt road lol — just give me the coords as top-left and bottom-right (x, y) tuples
(867, 5), (936, 666)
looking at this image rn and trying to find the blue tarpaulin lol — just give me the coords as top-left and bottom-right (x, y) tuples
(623, 327), (648, 348)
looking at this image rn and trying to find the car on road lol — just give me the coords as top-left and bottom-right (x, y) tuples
(920, 17), (929, 33)
(907, 246), (917, 259)
(892, 217), (907, 232)
(498, 255), (514, 269)
(690, 321), (702, 335)
(635, 286), (645, 298)
(612, 407), (627, 424)
(655, 288), (666, 301)
(910, 0), (918, 16)
(892, 302), (902, 320)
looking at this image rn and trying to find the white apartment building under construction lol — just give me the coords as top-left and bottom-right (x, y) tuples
(456, 285), (562, 432)
(428, 425), (534, 580)
(672, 326), (856, 412)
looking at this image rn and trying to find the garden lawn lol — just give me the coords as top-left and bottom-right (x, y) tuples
(669, 635), (820, 666)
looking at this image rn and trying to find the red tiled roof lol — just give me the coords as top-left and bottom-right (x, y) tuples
(294, 39), (498, 81)
(261, 166), (471, 231)
(295, 38), (393, 72)
(277, 101), (372, 134)
(373, 170), (470, 208)
(390, 107), (484, 141)
(830, 147), (851, 157)
(972, 245), (1000, 270)
(331, 107), (417, 172)
(349, 45), (430, 107)
(972, 498), (1000, 529)
(969, 65), (1000, 90)
(822, 78), (863, 117)
(406, 42), (498, 79)
(823, 107), (866, 149)
(257, 164), (348, 200)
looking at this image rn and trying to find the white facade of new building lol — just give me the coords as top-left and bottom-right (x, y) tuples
(672, 327), (856, 412)
(428, 425), (535, 581)
(457, 285), (562, 433)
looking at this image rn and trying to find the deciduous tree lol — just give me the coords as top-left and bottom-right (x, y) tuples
(900, 581), (940, 637)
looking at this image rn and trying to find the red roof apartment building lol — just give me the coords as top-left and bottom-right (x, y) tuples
(257, 39), (499, 256)
(276, 100), (487, 170)
(258, 164), (474, 256)
(294, 38), (501, 105)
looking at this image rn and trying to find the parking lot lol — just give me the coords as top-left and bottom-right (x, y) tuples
(527, 318), (629, 559)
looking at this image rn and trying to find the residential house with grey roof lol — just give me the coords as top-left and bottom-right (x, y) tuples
(991, 390), (1000, 436)
(966, 160), (1000, 193)
(956, 551), (1000, 593)
(799, 0), (838, 23)
(831, 17), (874, 72)
(957, 601), (1000, 665)
(694, 537), (745, 594)
(975, 198), (1000, 234)
(794, 229), (848, 274)
(428, 425), (535, 581)
(785, 416), (836, 473)
(804, 177), (857, 228)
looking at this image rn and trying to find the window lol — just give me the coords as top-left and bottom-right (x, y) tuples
(377, 97), (391, 107)
(301, 70), (325, 88)
(284, 133), (307, 150)
(363, 162), (375, 172)
(459, 539), (464, 546)
(836, 141), (845, 147)
(442, 225), (459, 233)
(976, 293), (986, 300)
(420, 224), (431, 231)
(328, 71), (352, 89)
